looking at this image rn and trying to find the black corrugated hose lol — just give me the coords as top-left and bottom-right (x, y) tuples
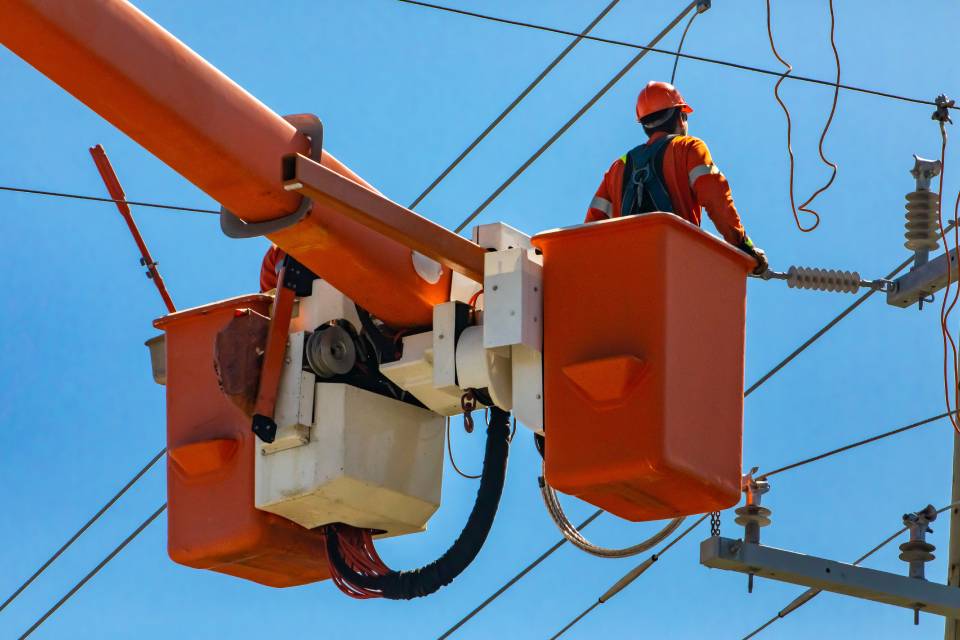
(324, 404), (511, 599)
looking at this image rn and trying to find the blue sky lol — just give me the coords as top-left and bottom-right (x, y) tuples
(1, 1), (959, 638)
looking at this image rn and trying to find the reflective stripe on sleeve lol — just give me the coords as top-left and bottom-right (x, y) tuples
(688, 163), (720, 187)
(589, 196), (613, 216)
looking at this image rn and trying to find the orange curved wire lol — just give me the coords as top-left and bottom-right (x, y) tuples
(765, 0), (842, 233)
(797, 0), (840, 220)
(934, 124), (960, 434)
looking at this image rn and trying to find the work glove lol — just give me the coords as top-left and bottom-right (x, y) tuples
(750, 247), (769, 275)
(737, 238), (768, 275)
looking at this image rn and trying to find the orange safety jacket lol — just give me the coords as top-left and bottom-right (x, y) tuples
(586, 132), (751, 248)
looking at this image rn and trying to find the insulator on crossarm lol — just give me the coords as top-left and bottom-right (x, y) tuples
(904, 190), (940, 251)
(786, 266), (861, 294)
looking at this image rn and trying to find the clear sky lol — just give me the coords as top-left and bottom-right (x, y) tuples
(1, 1), (959, 638)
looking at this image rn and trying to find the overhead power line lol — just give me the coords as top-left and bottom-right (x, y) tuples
(453, 0), (701, 232)
(409, 0), (622, 210)
(745, 220), (957, 396)
(0, 185), (218, 214)
(397, 0), (955, 111)
(548, 514), (710, 640)
(759, 410), (956, 479)
(742, 500), (960, 639)
(669, 9), (701, 85)
(558, 411), (958, 639)
(17, 504), (167, 640)
(0, 447), (166, 614)
(435, 510), (602, 639)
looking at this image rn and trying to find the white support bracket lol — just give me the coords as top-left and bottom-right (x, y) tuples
(887, 247), (960, 308)
(701, 537), (960, 618)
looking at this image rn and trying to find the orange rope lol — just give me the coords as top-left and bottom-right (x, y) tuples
(935, 122), (960, 434)
(765, 0), (842, 232)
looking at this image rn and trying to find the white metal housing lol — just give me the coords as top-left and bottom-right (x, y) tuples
(256, 383), (445, 537)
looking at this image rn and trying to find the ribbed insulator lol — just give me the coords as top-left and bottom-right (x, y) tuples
(786, 266), (861, 293)
(904, 190), (940, 251)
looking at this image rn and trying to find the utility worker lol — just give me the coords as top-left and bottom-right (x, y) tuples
(586, 81), (767, 273)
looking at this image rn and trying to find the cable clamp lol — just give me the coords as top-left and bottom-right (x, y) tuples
(933, 94), (955, 125)
(220, 114), (324, 239)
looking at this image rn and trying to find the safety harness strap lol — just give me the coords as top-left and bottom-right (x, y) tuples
(621, 134), (675, 218)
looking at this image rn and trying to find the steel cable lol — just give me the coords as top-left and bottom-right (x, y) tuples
(669, 9), (700, 85)
(0, 447), (166, 614)
(759, 410), (956, 479)
(745, 218), (957, 397)
(16, 504), (167, 640)
(396, 0), (953, 111)
(452, 0), (701, 232)
(408, 0), (621, 210)
(0, 185), (218, 214)
(548, 514), (710, 640)
(539, 464), (684, 558)
(446, 417), (482, 480)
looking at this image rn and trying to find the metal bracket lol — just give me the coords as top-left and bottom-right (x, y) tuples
(933, 94), (955, 125)
(887, 248), (960, 307)
(220, 113), (323, 239)
(701, 536), (960, 619)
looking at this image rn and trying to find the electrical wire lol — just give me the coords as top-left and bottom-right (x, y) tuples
(547, 409), (956, 637)
(16, 503), (167, 640)
(540, 465), (684, 558)
(434, 509), (603, 639)
(934, 122), (960, 434)
(669, 10), (700, 85)
(0, 185), (218, 214)
(447, 417), (482, 480)
(452, 0), (700, 232)
(765, 0), (840, 232)
(548, 514), (710, 640)
(408, 0), (622, 210)
(437, 248), (943, 636)
(758, 410), (955, 479)
(744, 220), (958, 396)
(0, 447), (166, 614)
(741, 500), (960, 639)
(396, 0), (953, 112)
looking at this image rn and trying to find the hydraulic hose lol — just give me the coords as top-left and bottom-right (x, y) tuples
(324, 405), (511, 599)
(539, 463), (684, 558)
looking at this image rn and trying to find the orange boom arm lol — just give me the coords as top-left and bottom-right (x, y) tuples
(0, 0), (456, 327)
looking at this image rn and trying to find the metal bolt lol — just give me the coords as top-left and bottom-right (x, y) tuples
(492, 285), (499, 291)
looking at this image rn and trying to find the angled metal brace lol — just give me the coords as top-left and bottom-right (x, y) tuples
(701, 536), (960, 618)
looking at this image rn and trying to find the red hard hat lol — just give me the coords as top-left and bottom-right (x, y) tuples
(635, 81), (693, 122)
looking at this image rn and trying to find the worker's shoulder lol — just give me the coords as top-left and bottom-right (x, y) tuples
(670, 134), (711, 152)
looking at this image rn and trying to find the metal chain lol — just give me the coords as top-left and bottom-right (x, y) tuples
(710, 511), (721, 537)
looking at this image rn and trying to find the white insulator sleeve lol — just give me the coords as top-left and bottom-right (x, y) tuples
(786, 266), (861, 294)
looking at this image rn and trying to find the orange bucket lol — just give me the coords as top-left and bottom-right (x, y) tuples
(532, 214), (753, 521)
(155, 294), (329, 587)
